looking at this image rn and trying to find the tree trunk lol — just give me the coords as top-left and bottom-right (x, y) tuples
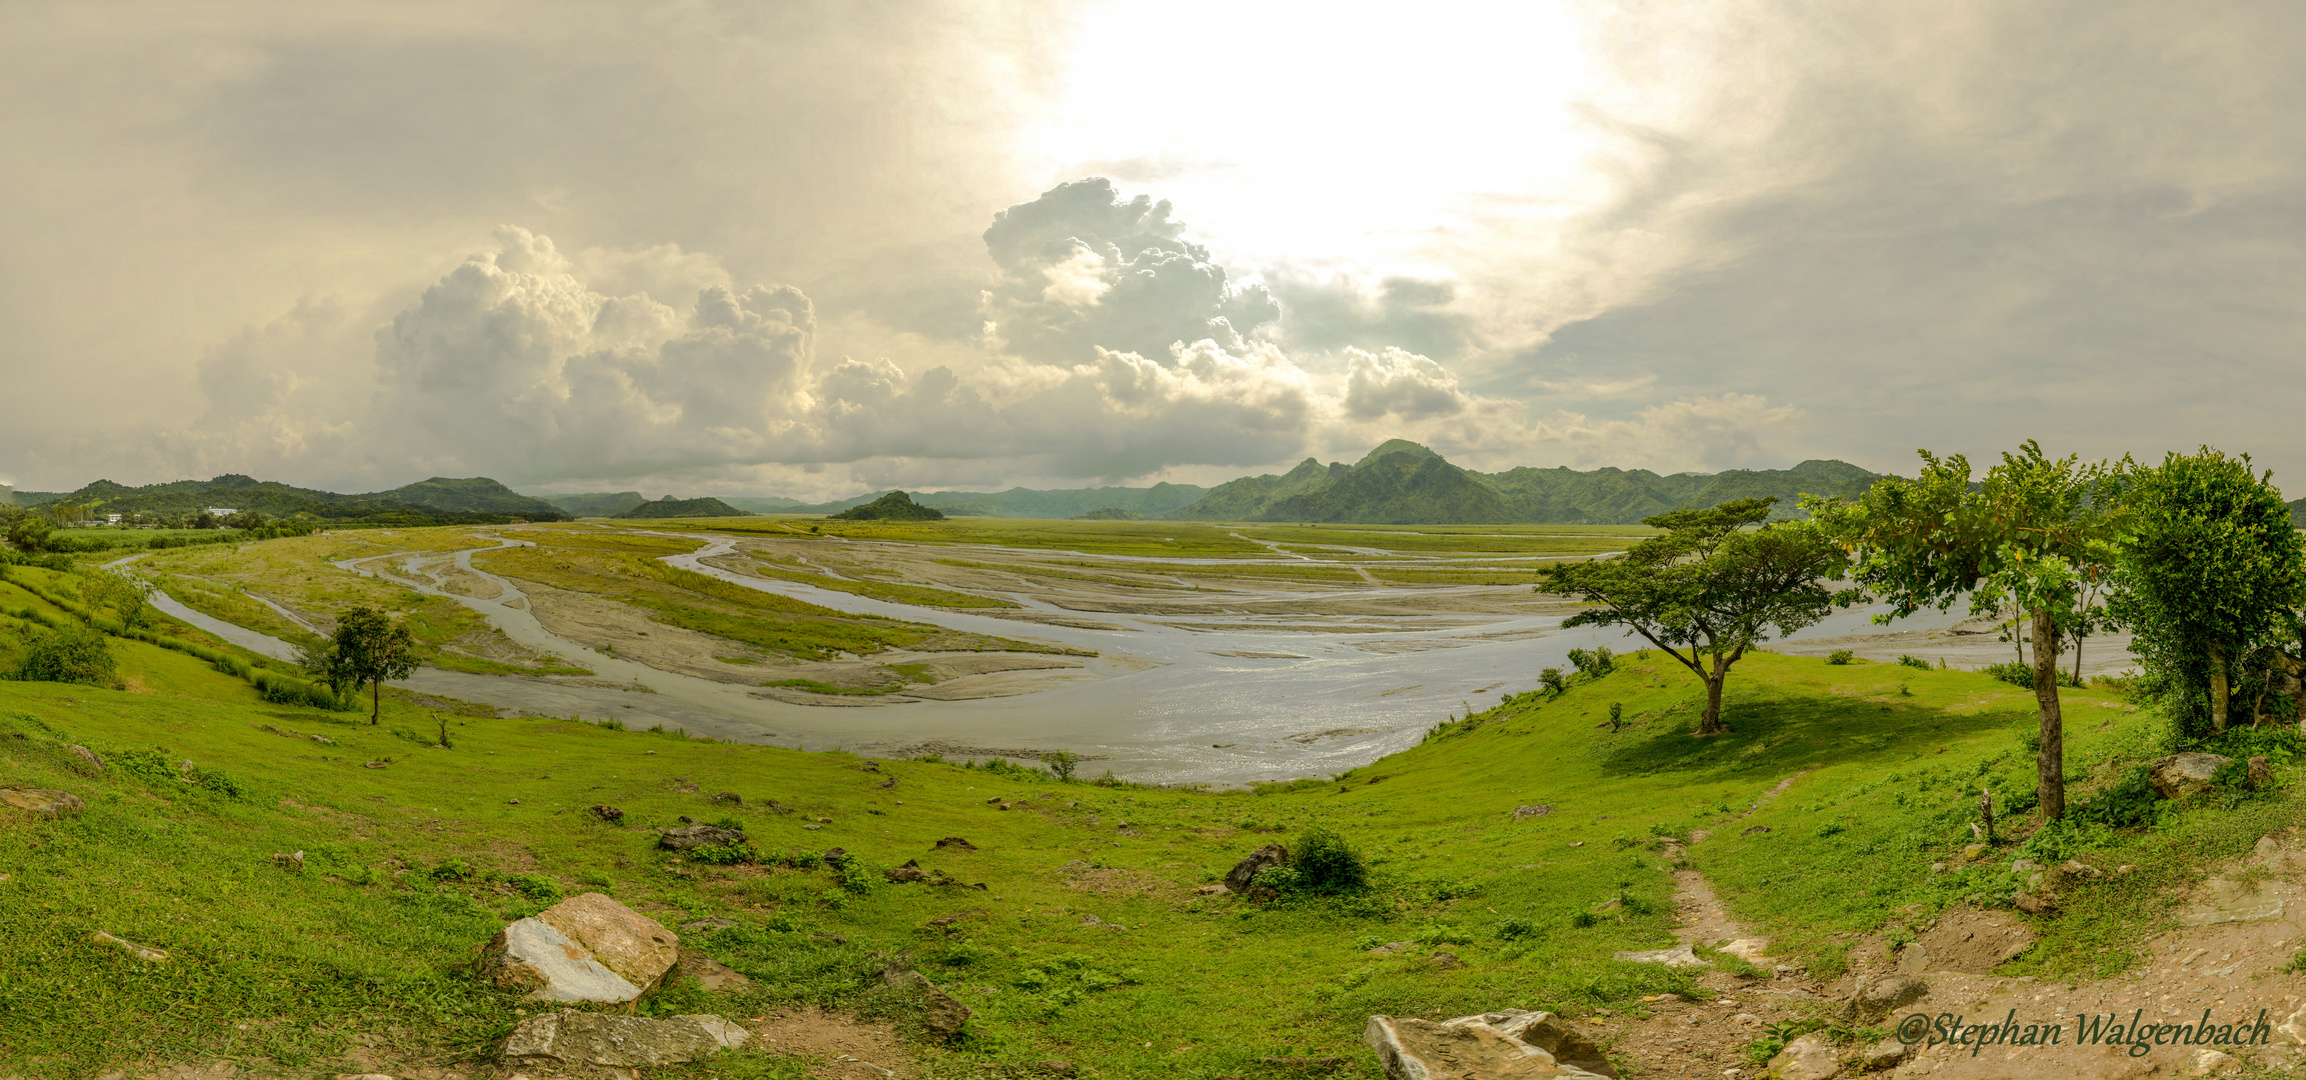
(2029, 606), (2066, 821)
(2208, 647), (2231, 731)
(371, 678), (382, 725)
(2071, 631), (2085, 686)
(1698, 674), (1728, 735)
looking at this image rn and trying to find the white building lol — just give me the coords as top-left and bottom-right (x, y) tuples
(205, 508), (238, 516)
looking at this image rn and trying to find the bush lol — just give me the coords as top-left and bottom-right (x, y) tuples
(508, 873), (563, 903)
(1566, 646), (1615, 678)
(688, 841), (756, 865)
(14, 623), (116, 686)
(1493, 917), (1538, 941)
(1897, 654), (1932, 670)
(1827, 649), (1854, 665)
(1538, 667), (1567, 696)
(1293, 824), (1370, 895)
(1044, 750), (1080, 782)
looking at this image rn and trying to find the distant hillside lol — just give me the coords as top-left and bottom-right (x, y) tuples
(614, 496), (748, 519)
(780, 482), (1207, 519)
(540, 491), (650, 517)
(363, 477), (563, 518)
(2291, 498), (2306, 528)
(1167, 442), (1889, 524)
(1074, 507), (1144, 520)
(829, 491), (944, 521)
(26, 474), (564, 524)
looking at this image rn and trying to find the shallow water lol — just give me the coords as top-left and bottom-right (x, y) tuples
(126, 536), (1976, 785)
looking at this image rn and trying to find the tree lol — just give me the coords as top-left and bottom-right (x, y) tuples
(1538, 497), (1842, 736)
(2108, 448), (2304, 735)
(1805, 442), (2120, 820)
(79, 569), (155, 629)
(15, 623), (117, 686)
(330, 605), (418, 724)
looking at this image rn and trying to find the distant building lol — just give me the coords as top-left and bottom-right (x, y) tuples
(105, 514), (123, 525)
(205, 508), (238, 516)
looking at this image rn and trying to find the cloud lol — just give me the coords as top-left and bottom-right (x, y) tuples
(1342, 347), (1471, 422)
(1265, 269), (1476, 362)
(979, 178), (1280, 362)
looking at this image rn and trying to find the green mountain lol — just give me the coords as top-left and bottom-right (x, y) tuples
(27, 474), (564, 525)
(613, 496), (749, 519)
(1167, 442), (1888, 524)
(719, 496), (808, 514)
(540, 491), (650, 517)
(1073, 507), (1145, 521)
(364, 477), (563, 518)
(829, 491), (945, 521)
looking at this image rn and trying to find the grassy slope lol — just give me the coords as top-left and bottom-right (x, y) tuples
(3, 639), (2295, 1078)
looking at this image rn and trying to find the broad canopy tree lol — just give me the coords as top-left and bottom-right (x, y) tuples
(306, 605), (418, 724)
(1538, 497), (1842, 736)
(2109, 448), (2305, 734)
(1805, 441), (2119, 820)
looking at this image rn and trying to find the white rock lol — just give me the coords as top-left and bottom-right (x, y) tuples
(484, 918), (643, 1003)
(500, 1010), (748, 1067)
(1766, 1033), (1840, 1080)
(1614, 943), (1705, 967)
(2179, 1048), (2239, 1076)
(1365, 1013), (1610, 1079)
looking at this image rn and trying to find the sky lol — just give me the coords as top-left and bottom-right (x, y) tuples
(6, 0), (2306, 500)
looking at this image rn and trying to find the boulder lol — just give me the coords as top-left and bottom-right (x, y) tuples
(1, 787), (83, 819)
(1364, 1013), (1611, 1079)
(1848, 975), (1928, 1021)
(1612, 943), (1704, 967)
(1485, 1012), (1614, 1077)
(477, 892), (680, 1004)
(2150, 753), (2234, 799)
(882, 966), (971, 1040)
(1223, 844), (1290, 893)
(1765, 1033), (1840, 1080)
(658, 824), (746, 851)
(1513, 805), (1553, 820)
(499, 1010), (747, 1067)
(886, 860), (932, 883)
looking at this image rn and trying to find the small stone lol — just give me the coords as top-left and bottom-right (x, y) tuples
(1862, 1036), (1915, 1070)
(882, 966), (972, 1040)
(657, 824), (746, 851)
(361, 761), (386, 769)
(1, 787), (84, 819)
(934, 836), (977, 850)
(1849, 975), (1929, 1021)
(709, 792), (743, 804)
(2180, 1048), (2240, 1076)
(2014, 891), (2055, 914)
(886, 860), (932, 884)
(1511, 804), (1552, 819)
(1734, 1012), (1761, 1023)
(1614, 943), (1705, 967)
(1960, 842), (1988, 861)
(272, 850), (305, 873)
(1425, 951), (1463, 969)
(1222, 844), (1290, 893)
(1038, 1060), (1077, 1076)
(508, 798), (520, 804)
(1767, 1033), (1839, 1080)
(587, 804), (624, 823)
(67, 744), (104, 769)
(674, 948), (753, 992)
(1929, 862), (1947, 874)
(1193, 883), (1227, 896)
(1740, 825), (1769, 837)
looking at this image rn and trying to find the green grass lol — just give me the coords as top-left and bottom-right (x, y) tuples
(733, 559), (1019, 609)
(0, 591), (2285, 1078)
(691, 518), (1281, 558)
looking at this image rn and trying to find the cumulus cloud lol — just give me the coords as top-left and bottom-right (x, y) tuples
(980, 178), (1280, 362)
(1342, 346), (1471, 421)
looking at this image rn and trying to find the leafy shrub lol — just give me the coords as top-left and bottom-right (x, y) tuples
(1538, 667), (1568, 696)
(429, 857), (474, 881)
(1044, 750), (1080, 782)
(1493, 917), (1538, 941)
(1410, 924), (1473, 946)
(1250, 865), (1302, 892)
(508, 873), (563, 903)
(1293, 824), (1370, 895)
(13, 623), (116, 686)
(2069, 764), (2165, 828)
(1827, 649), (1855, 665)
(687, 841), (756, 865)
(1570, 911), (1599, 928)
(1566, 646), (1615, 678)
(1897, 654), (1931, 670)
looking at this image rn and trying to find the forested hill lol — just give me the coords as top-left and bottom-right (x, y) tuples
(29, 474), (565, 524)
(1167, 441), (1887, 524)
(769, 482), (1210, 519)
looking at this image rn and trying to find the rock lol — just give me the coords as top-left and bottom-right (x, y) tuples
(680, 916), (738, 934)
(674, 948), (753, 992)
(821, 847), (850, 866)
(2010, 859), (2037, 875)
(588, 804), (624, 823)
(1223, 843), (1291, 893)
(92, 930), (168, 962)
(1613, 943), (1704, 967)
(2276, 1002), (2306, 1045)
(1929, 862), (1947, 874)
(499, 1010), (747, 1066)
(1513, 804), (1553, 820)
(886, 860), (933, 883)
(2013, 892), (2055, 914)
(935, 836), (978, 850)
(476, 892), (680, 1004)
(1487, 1012), (1614, 1076)
(2060, 859), (2103, 878)
(2181, 878), (2286, 926)
(2150, 753), (2234, 799)
(1193, 883), (1228, 896)
(709, 792), (743, 804)
(1848, 975), (1928, 1021)
(1427, 951), (1464, 970)
(658, 824), (746, 851)
(1079, 914), (1127, 930)
(925, 908), (988, 929)
(272, 850), (305, 873)
(1861, 1036), (1914, 1070)
(1959, 843), (1987, 861)
(1766, 1033), (1840, 1080)
(2180, 1048), (2240, 1076)
(67, 744), (103, 769)
(1741, 825), (1771, 837)
(1364, 1013), (1611, 1079)
(1723, 938), (1769, 963)
(1038, 1060), (1077, 1076)
(1895, 945), (1929, 974)
(2249, 756), (2273, 790)
(1, 787), (83, 819)
(882, 967), (972, 1040)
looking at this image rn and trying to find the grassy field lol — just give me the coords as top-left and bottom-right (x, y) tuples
(4, 568), (2293, 1080)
